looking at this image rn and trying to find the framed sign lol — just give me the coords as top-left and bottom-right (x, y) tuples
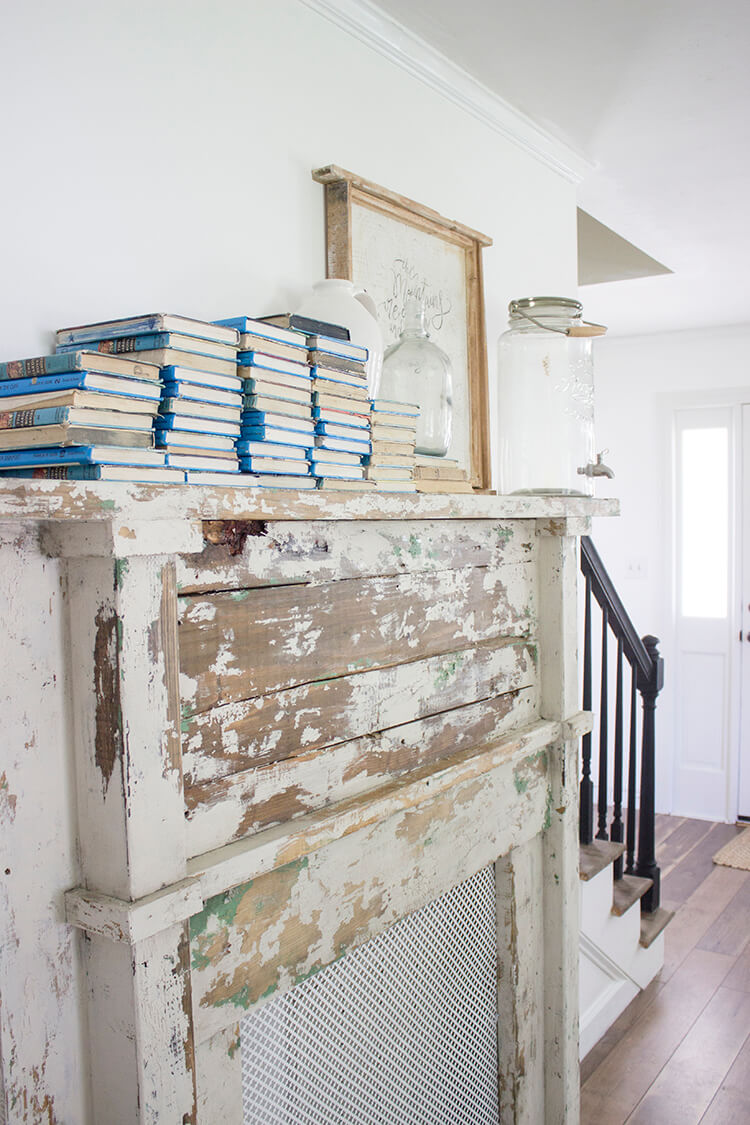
(312, 165), (493, 491)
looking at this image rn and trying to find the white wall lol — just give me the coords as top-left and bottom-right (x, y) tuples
(0, 1), (579, 1119)
(590, 324), (750, 817)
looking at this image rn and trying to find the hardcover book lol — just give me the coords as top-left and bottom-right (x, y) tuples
(307, 351), (367, 375)
(415, 477), (474, 494)
(114, 349), (236, 378)
(161, 366), (242, 393)
(242, 378), (312, 406)
(237, 336), (306, 363)
(0, 389), (159, 415)
(364, 466), (413, 481)
(306, 448), (362, 467)
(237, 457), (311, 475)
(155, 431), (235, 452)
(0, 406), (153, 432)
(155, 415), (240, 437)
(308, 365), (367, 388)
(259, 314), (350, 341)
(310, 378), (369, 402)
(0, 444), (164, 468)
(213, 317), (307, 348)
(306, 336), (368, 363)
(308, 463), (364, 480)
(316, 478), (376, 491)
(57, 333), (237, 362)
(159, 399), (242, 424)
(183, 470), (259, 486)
(238, 427), (313, 450)
(241, 411), (314, 434)
(371, 399), (420, 416)
(371, 438), (416, 455)
(0, 464), (183, 483)
(243, 395), (312, 421)
(161, 381), (242, 409)
(0, 425), (153, 451)
(231, 472), (317, 490)
(0, 350), (160, 383)
(0, 371), (162, 401)
(314, 418), (371, 436)
(365, 452), (417, 468)
(236, 352), (310, 378)
(312, 391), (371, 413)
(238, 440), (307, 460)
(164, 454), (240, 472)
(56, 314), (239, 348)
(314, 434), (371, 455)
(369, 423), (419, 442)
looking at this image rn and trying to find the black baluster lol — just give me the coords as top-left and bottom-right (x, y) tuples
(626, 663), (637, 875)
(596, 606), (609, 840)
(611, 638), (624, 878)
(635, 635), (665, 912)
(580, 574), (594, 844)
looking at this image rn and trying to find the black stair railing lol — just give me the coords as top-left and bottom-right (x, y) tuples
(580, 537), (665, 913)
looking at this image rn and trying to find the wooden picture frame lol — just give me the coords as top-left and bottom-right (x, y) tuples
(312, 165), (493, 491)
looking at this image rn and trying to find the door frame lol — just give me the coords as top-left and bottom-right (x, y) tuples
(661, 387), (748, 822)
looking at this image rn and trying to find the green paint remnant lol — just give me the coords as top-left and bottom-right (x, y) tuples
(181, 718), (191, 734)
(227, 1035), (241, 1059)
(434, 652), (465, 687)
(543, 786), (553, 832)
(294, 963), (324, 987)
(514, 749), (548, 796)
(513, 773), (529, 795)
(393, 544), (402, 558)
(114, 558), (129, 589)
(230, 589), (252, 602)
(423, 836), (433, 847)
(528, 644), (539, 668)
(407, 533), (422, 558)
(554, 873), (560, 886)
(261, 982), (278, 1000)
(191, 948), (211, 972)
(427, 548), (438, 560)
(100, 499), (116, 510)
(116, 617), (124, 652)
(215, 984), (252, 1011)
(495, 526), (514, 545)
(189, 879), (254, 941)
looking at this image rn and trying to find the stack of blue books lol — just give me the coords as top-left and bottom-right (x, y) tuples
(363, 399), (420, 492)
(54, 314), (244, 484)
(213, 317), (316, 490)
(0, 349), (180, 483)
(307, 334), (375, 491)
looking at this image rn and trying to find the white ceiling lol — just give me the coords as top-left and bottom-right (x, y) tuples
(373, 0), (750, 337)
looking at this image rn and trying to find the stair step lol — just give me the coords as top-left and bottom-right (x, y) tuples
(640, 906), (674, 949)
(580, 839), (627, 882)
(612, 874), (653, 916)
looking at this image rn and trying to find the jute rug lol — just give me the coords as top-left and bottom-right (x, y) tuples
(713, 826), (750, 871)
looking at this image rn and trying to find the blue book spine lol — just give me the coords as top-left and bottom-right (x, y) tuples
(0, 446), (138, 467)
(0, 372), (104, 397)
(238, 459), (310, 475)
(241, 410), (313, 430)
(0, 406), (84, 429)
(57, 334), (226, 358)
(155, 415), (240, 435)
(0, 352), (105, 380)
(314, 416), (370, 433)
(238, 429), (314, 450)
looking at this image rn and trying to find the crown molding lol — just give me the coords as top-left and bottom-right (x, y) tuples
(299, 0), (593, 184)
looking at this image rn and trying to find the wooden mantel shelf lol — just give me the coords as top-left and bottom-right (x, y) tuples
(0, 478), (619, 524)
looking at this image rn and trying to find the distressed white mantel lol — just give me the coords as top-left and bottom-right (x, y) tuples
(0, 481), (617, 1124)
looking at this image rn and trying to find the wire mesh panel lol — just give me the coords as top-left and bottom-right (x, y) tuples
(241, 864), (499, 1125)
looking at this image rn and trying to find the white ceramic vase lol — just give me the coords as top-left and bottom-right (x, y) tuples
(295, 278), (384, 397)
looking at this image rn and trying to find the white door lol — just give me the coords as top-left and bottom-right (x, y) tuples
(672, 406), (739, 821)
(738, 405), (750, 819)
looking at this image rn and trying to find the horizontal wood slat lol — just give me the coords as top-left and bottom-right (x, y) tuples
(182, 637), (536, 789)
(189, 720), (555, 1043)
(177, 519), (534, 594)
(179, 562), (535, 714)
(185, 683), (539, 856)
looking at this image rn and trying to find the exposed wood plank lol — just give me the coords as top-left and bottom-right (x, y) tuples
(658, 816), (715, 876)
(723, 942), (750, 993)
(700, 1033), (750, 1123)
(697, 876), (750, 957)
(185, 685), (539, 856)
(581, 947), (736, 1124)
(661, 865), (749, 982)
(179, 562), (536, 714)
(0, 478), (619, 525)
(627, 987), (750, 1124)
(182, 637), (537, 787)
(655, 813), (686, 849)
(580, 840), (626, 882)
(189, 733), (553, 1043)
(177, 518), (535, 594)
(661, 821), (743, 905)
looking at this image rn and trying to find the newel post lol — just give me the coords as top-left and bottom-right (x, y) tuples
(635, 634), (664, 913)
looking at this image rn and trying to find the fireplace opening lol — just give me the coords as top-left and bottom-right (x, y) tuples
(241, 864), (499, 1124)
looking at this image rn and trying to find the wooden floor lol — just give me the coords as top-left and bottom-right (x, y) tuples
(581, 814), (750, 1124)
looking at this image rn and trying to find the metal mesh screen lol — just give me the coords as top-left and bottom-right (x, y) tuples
(241, 864), (499, 1124)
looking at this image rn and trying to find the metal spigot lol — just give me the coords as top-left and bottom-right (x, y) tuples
(577, 451), (615, 479)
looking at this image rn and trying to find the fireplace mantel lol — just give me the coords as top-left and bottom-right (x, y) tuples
(0, 482), (617, 1123)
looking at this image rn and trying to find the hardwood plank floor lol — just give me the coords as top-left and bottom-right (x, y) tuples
(581, 815), (750, 1124)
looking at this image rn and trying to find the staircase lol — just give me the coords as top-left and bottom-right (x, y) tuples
(578, 538), (673, 1058)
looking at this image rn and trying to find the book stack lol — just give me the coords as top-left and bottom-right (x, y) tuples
(214, 317), (316, 490)
(364, 400), (420, 492)
(414, 455), (474, 494)
(55, 314), (243, 485)
(0, 349), (179, 483)
(305, 330), (375, 492)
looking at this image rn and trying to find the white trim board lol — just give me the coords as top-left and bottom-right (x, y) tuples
(300, 0), (592, 184)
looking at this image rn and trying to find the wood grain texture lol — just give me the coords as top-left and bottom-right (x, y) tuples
(700, 1033), (750, 1124)
(661, 820), (742, 904)
(185, 684), (539, 856)
(177, 518), (534, 594)
(179, 562), (536, 714)
(189, 731), (553, 1043)
(696, 875), (750, 957)
(182, 636), (536, 787)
